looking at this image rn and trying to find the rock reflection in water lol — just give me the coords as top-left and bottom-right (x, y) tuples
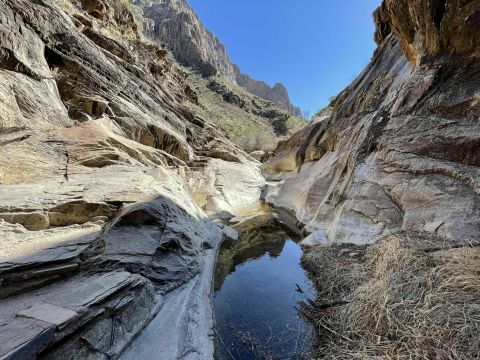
(213, 214), (314, 360)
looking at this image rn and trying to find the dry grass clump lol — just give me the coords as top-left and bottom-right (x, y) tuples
(302, 244), (367, 304)
(302, 235), (480, 359)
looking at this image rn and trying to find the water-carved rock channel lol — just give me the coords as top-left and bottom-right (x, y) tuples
(213, 214), (315, 360)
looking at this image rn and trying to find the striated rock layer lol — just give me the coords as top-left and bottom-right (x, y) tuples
(263, 0), (480, 246)
(0, 0), (265, 359)
(140, 0), (301, 116)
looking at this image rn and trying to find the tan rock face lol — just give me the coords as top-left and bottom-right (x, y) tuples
(263, 0), (480, 246)
(0, 0), (266, 358)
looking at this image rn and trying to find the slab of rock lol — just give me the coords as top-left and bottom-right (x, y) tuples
(221, 225), (239, 242)
(0, 318), (55, 360)
(202, 158), (265, 215)
(0, 223), (103, 299)
(1, 270), (160, 360)
(56, 272), (133, 308)
(0, 223), (102, 268)
(300, 230), (328, 248)
(249, 150), (266, 162)
(423, 221), (444, 234)
(17, 303), (78, 328)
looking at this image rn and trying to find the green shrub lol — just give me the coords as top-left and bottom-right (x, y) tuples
(236, 128), (276, 153)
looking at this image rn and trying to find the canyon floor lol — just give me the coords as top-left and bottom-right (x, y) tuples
(1, 0), (479, 359)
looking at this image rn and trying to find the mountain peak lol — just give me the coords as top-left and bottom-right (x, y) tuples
(141, 0), (301, 116)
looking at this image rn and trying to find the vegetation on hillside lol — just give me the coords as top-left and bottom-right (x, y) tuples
(185, 73), (305, 152)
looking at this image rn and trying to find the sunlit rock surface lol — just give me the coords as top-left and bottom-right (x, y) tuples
(0, 0), (265, 358)
(263, 0), (480, 246)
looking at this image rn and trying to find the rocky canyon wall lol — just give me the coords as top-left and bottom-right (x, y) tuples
(0, 0), (265, 358)
(263, 0), (480, 247)
(140, 0), (302, 116)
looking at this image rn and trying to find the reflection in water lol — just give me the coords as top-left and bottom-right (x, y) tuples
(214, 215), (315, 359)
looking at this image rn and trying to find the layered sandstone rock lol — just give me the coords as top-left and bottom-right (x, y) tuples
(0, 0), (265, 358)
(140, 0), (301, 116)
(263, 0), (480, 246)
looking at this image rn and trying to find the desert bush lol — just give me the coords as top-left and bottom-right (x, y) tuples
(286, 115), (306, 132)
(235, 127), (277, 153)
(52, 0), (76, 13)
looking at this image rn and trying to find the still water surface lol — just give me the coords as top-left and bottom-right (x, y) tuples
(213, 224), (315, 360)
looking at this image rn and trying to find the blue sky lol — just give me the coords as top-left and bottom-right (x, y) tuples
(188, 0), (382, 116)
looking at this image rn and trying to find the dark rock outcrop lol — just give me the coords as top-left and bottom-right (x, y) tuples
(374, 0), (480, 63)
(142, 0), (236, 81)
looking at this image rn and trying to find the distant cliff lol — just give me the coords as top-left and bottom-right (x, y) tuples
(140, 0), (301, 116)
(234, 66), (302, 117)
